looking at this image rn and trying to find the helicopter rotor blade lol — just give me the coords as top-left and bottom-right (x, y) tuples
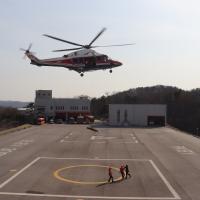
(28, 43), (32, 51)
(20, 43), (33, 52)
(53, 47), (84, 52)
(92, 43), (136, 48)
(43, 34), (84, 47)
(20, 48), (27, 51)
(20, 43), (35, 60)
(88, 27), (107, 47)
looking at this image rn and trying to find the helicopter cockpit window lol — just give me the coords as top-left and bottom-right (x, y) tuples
(63, 55), (68, 57)
(97, 56), (104, 62)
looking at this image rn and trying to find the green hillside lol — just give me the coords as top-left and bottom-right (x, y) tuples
(91, 85), (200, 136)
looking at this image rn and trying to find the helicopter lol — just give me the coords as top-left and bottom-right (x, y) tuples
(21, 28), (135, 77)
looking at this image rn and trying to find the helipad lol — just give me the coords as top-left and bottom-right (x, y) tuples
(54, 164), (122, 184)
(0, 157), (180, 199)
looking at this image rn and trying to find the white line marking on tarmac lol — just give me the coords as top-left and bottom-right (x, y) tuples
(90, 136), (116, 140)
(43, 157), (180, 199)
(9, 169), (17, 172)
(60, 140), (137, 144)
(91, 136), (95, 140)
(173, 146), (194, 155)
(0, 139), (34, 158)
(122, 142), (136, 144)
(40, 156), (151, 161)
(0, 157), (41, 189)
(131, 136), (139, 144)
(60, 132), (72, 143)
(0, 192), (180, 199)
(60, 140), (86, 143)
(96, 142), (106, 144)
(0, 157), (180, 200)
(149, 160), (181, 199)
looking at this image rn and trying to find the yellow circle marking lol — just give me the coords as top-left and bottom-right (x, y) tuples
(54, 164), (121, 185)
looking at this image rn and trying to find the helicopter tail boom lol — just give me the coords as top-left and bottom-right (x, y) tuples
(25, 52), (42, 66)
(20, 44), (41, 66)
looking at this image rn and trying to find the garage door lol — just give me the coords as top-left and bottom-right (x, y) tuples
(147, 116), (165, 126)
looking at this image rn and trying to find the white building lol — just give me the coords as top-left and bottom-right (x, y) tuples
(34, 90), (90, 121)
(109, 104), (166, 126)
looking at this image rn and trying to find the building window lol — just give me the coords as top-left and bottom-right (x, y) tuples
(50, 106), (53, 110)
(117, 110), (120, 123)
(55, 106), (64, 110)
(82, 106), (88, 110)
(124, 110), (128, 122)
(70, 106), (79, 110)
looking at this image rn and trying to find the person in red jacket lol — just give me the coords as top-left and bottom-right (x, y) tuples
(108, 167), (114, 183)
(120, 165), (125, 179)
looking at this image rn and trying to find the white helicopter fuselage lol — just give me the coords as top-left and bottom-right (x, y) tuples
(27, 49), (122, 75)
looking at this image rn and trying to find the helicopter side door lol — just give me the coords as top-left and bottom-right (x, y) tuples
(72, 57), (85, 68)
(84, 56), (96, 67)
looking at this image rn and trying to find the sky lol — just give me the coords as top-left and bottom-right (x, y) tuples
(1, 0), (200, 101)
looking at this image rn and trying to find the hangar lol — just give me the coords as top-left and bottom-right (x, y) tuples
(109, 104), (167, 126)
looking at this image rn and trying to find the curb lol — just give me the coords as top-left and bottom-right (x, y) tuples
(0, 124), (32, 136)
(87, 126), (98, 132)
(167, 125), (200, 139)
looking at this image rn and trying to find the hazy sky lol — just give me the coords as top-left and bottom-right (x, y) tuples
(1, 0), (200, 101)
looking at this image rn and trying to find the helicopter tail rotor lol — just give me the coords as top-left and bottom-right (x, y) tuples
(20, 43), (36, 59)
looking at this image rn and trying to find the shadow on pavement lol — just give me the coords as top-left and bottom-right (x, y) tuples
(96, 178), (124, 187)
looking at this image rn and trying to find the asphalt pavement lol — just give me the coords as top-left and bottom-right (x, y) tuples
(0, 124), (200, 200)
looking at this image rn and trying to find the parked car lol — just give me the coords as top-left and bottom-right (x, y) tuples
(68, 117), (75, 124)
(56, 119), (63, 124)
(49, 119), (54, 124)
(77, 115), (84, 124)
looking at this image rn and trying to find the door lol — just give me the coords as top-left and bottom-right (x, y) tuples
(147, 116), (165, 126)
